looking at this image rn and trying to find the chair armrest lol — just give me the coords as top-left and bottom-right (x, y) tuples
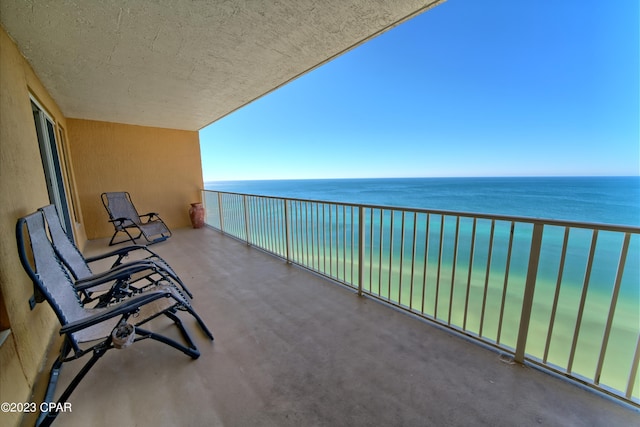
(84, 245), (156, 264)
(108, 217), (131, 225)
(139, 212), (162, 223)
(73, 261), (161, 291)
(60, 290), (171, 335)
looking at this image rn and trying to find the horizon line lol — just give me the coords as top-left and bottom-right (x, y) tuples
(204, 174), (640, 183)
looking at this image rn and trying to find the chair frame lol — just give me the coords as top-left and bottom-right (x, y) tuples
(16, 210), (213, 426)
(40, 204), (193, 301)
(101, 191), (172, 246)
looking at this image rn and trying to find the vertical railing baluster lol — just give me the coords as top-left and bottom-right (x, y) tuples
(310, 202), (316, 271)
(626, 334), (640, 399)
(343, 205), (347, 282)
(217, 192), (224, 233)
(358, 206), (365, 297)
(300, 202), (304, 262)
(329, 205), (334, 277)
(227, 194), (233, 235)
(277, 199), (284, 257)
(271, 198), (277, 253)
(317, 203), (321, 272)
(497, 221), (515, 345)
(246, 196), (253, 242)
(243, 195), (250, 244)
(463, 218), (477, 331)
(567, 230), (599, 373)
(250, 196), (257, 246)
(265, 197), (271, 251)
(378, 209), (384, 296)
(257, 197), (264, 248)
(435, 215), (445, 319)
(284, 199), (291, 263)
(304, 202), (310, 267)
(448, 216), (461, 326)
(231, 194), (237, 237)
(253, 197), (260, 247)
(298, 201), (303, 263)
(368, 209), (374, 294)
(409, 212), (418, 311)
(322, 204), (327, 274)
(543, 226), (570, 363)
(234, 194), (241, 237)
(334, 204), (339, 278)
(296, 201), (302, 263)
(421, 213), (430, 315)
(350, 206), (355, 285)
(265, 197), (270, 249)
(479, 220), (495, 337)
(388, 210), (395, 301)
(398, 211), (406, 305)
(268, 198), (274, 251)
(296, 201), (303, 264)
(260, 197), (265, 247)
(515, 222), (544, 364)
(595, 233), (630, 384)
(333, 204), (340, 280)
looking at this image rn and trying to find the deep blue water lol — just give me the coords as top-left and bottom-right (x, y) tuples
(205, 176), (640, 226)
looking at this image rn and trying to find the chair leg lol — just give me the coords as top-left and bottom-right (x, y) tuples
(130, 228), (143, 242)
(37, 341), (109, 427)
(109, 228), (138, 246)
(184, 306), (214, 340)
(108, 230), (120, 246)
(37, 339), (72, 424)
(136, 323), (200, 359)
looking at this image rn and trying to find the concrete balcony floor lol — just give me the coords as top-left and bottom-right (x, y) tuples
(32, 227), (638, 426)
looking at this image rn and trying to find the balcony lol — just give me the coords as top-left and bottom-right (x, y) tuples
(28, 225), (637, 426)
(204, 188), (640, 402)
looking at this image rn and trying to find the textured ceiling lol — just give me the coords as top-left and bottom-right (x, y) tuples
(1, 0), (444, 131)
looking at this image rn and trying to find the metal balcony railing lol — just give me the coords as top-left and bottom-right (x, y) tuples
(202, 189), (640, 406)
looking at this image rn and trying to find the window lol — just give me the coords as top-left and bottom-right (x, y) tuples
(31, 98), (73, 238)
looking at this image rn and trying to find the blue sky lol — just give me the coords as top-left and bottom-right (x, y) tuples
(199, 0), (639, 182)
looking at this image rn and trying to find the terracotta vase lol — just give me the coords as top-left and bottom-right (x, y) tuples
(189, 202), (205, 229)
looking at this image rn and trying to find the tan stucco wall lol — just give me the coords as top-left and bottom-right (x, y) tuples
(66, 119), (203, 240)
(0, 27), (71, 426)
(1, 25), (204, 426)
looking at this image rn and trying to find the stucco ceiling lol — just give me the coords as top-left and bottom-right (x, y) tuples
(1, 0), (444, 131)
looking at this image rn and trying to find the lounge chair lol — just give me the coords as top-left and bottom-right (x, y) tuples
(16, 210), (213, 427)
(101, 191), (172, 246)
(39, 204), (193, 303)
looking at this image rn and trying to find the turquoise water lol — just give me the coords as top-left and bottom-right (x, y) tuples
(205, 176), (640, 226)
(205, 176), (640, 399)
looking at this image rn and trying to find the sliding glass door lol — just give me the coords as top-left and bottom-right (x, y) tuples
(31, 99), (73, 238)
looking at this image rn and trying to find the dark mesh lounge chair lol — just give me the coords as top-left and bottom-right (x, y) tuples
(40, 204), (193, 302)
(101, 191), (172, 246)
(16, 210), (213, 427)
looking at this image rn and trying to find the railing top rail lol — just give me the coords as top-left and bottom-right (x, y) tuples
(203, 189), (640, 234)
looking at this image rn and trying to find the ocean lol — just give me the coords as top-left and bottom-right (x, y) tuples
(203, 176), (640, 399)
(205, 176), (640, 226)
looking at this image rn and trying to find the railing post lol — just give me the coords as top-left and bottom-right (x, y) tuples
(514, 222), (544, 363)
(217, 192), (224, 233)
(284, 199), (292, 264)
(243, 194), (251, 244)
(358, 206), (365, 296)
